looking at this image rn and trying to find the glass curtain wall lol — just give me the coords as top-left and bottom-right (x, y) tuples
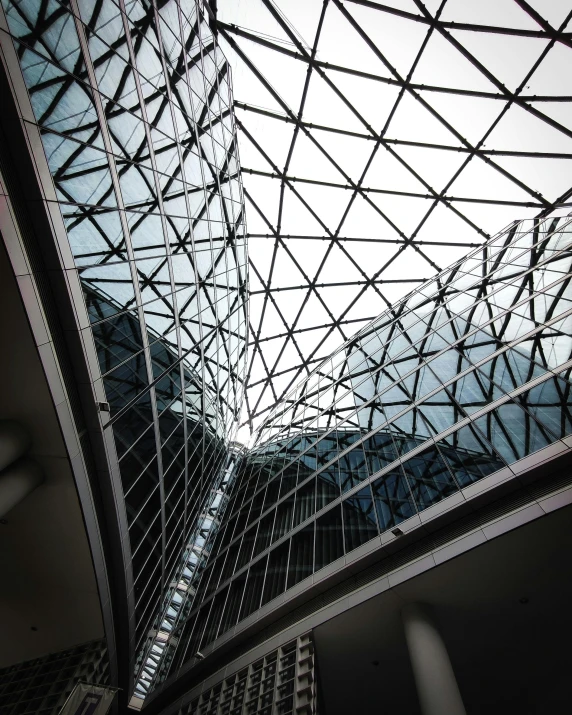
(167, 214), (572, 674)
(1, 0), (247, 663)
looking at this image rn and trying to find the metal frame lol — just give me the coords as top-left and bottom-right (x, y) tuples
(204, 0), (572, 430)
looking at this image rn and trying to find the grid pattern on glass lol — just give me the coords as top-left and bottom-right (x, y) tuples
(213, 0), (572, 433)
(132, 444), (245, 700)
(171, 215), (572, 669)
(1, 0), (247, 658)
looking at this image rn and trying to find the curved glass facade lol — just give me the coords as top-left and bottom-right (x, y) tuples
(1, 0), (247, 675)
(2, 1), (572, 710)
(167, 214), (572, 674)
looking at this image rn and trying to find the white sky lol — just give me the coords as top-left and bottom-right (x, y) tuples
(216, 0), (572, 441)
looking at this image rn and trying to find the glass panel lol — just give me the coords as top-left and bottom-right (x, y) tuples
(363, 430), (398, 475)
(516, 374), (572, 441)
(104, 352), (149, 414)
(263, 477), (281, 512)
(200, 586), (228, 649)
(239, 556), (268, 622)
(247, 488), (266, 527)
(401, 446), (458, 510)
(315, 505), (344, 571)
(220, 542), (240, 585)
(278, 463), (298, 498)
(338, 444), (368, 494)
(473, 402), (554, 465)
(252, 512), (275, 559)
(372, 468), (417, 532)
(292, 480), (315, 528)
(218, 571), (247, 635)
(235, 526), (258, 572)
(316, 467), (341, 510)
(390, 408), (433, 454)
(272, 497), (294, 543)
(438, 423), (506, 487)
(448, 368), (492, 414)
(286, 525), (314, 589)
(342, 486), (379, 552)
(418, 389), (464, 435)
(262, 540), (290, 606)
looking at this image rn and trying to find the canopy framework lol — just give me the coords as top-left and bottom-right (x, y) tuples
(210, 0), (572, 434)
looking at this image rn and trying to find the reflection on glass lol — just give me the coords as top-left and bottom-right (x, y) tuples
(342, 487), (378, 551)
(1, 0), (248, 698)
(183, 217), (571, 662)
(372, 468), (416, 531)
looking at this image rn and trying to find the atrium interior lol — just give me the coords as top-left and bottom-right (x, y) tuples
(0, 1), (571, 714)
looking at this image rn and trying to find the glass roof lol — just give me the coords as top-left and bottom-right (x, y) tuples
(213, 0), (572, 435)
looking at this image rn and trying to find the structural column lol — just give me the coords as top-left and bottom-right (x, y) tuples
(402, 603), (466, 715)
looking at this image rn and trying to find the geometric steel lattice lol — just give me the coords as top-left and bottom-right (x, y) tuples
(2, 0), (248, 668)
(210, 0), (572, 433)
(169, 215), (572, 674)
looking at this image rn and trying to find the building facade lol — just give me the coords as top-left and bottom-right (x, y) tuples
(1, 0), (572, 713)
(0, 0), (246, 710)
(0, 640), (110, 715)
(141, 214), (572, 715)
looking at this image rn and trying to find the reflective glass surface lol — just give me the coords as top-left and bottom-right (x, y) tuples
(1, 0), (247, 690)
(173, 215), (572, 670)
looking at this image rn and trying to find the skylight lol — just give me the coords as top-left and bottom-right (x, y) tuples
(214, 0), (572, 436)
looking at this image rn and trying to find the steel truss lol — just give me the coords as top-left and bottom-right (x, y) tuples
(205, 0), (572, 433)
(9, 0), (248, 433)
